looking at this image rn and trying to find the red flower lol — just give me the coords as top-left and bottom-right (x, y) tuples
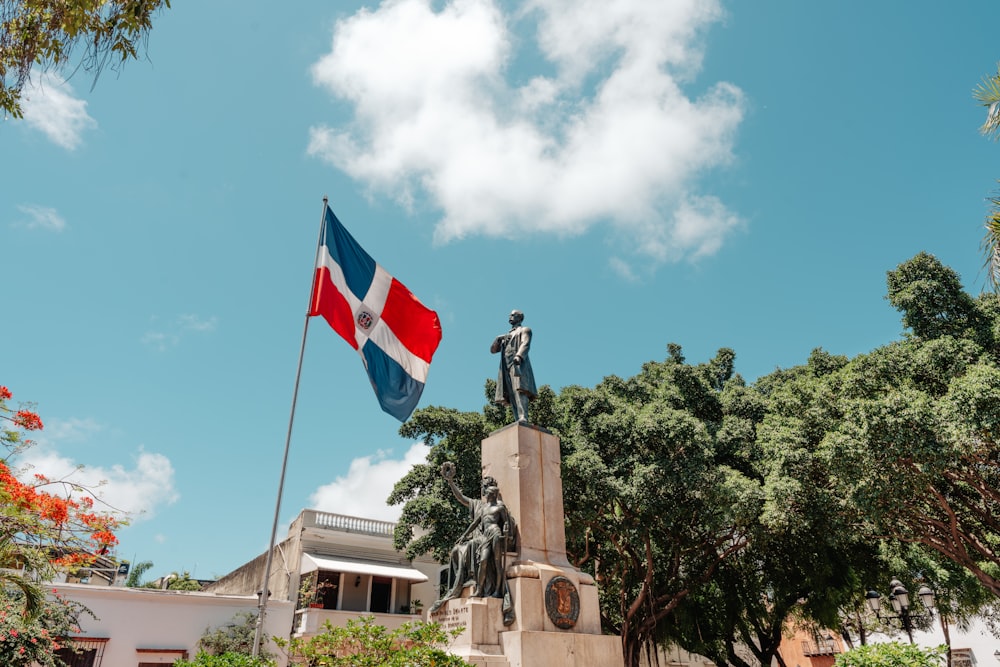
(13, 410), (43, 431)
(0, 386), (11, 400)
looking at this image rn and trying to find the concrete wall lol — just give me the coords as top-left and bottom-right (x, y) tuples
(57, 582), (294, 666)
(204, 536), (299, 603)
(341, 574), (370, 612)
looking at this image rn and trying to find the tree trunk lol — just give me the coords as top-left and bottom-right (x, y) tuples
(839, 625), (855, 650)
(623, 634), (642, 667)
(940, 613), (952, 667)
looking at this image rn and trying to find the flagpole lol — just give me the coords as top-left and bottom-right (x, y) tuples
(252, 196), (329, 658)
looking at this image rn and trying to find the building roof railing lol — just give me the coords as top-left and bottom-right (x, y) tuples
(303, 510), (396, 538)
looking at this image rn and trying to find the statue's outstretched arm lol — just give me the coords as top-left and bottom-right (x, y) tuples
(441, 462), (472, 507)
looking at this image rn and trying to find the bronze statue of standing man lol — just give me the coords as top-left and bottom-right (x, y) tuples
(491, 310), (537, 424)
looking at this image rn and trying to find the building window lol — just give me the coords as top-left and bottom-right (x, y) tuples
(316, 571), (341, 609)
(55, 637), (108, 667)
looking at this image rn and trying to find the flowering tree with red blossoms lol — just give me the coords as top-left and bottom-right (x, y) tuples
(0, 384), (121, 664)
(0, 587), (92, 667)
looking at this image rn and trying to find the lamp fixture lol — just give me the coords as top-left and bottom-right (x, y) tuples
(865, 579), (935, 644)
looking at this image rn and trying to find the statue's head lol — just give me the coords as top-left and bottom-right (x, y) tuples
(509, 310), (524, 326)
(482, 475), (499, 497)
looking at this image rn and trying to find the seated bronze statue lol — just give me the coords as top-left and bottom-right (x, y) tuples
(430, 462), (517, 625)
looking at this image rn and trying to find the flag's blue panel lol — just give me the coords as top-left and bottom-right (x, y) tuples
(361, 340), (425, 422)
(324, 207), (376, 300)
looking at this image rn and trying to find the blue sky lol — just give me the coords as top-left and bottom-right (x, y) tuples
(2, 1), (998, 580)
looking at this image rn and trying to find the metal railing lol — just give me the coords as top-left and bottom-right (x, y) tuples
(801, 639), (841, 656)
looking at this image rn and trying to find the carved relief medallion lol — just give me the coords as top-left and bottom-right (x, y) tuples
(544, 575), (580, 629)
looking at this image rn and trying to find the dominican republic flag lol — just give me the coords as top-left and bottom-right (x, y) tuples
(308, 206), (442, 421)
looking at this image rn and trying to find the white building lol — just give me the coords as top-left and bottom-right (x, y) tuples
(47, 509), (437, 666)
(205, 509), (442, 640)
(51, 584), (293, 666)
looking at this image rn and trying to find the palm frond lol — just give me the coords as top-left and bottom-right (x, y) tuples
(981, 190), (1000, 291)
(973, 63), (1000, 139)
(0, 574), (46, 620)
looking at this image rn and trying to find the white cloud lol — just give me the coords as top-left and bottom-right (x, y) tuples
(42, 417), (103, 443)
(21, 74), (97, 150)
(15, 204), (68, 232)
(141, 331), (177, 351)
(309, 442), (430, 522)
(143, 314), (219, 350)
(178, 314), (219, 333)
(15, 445), (179, 521)
(308, 0), (744, 266)
(608, 256), (639, 282)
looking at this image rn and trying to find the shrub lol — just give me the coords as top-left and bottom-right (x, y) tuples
(835, 642), (947, 667)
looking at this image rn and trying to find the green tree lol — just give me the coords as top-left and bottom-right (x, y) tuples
(391, 350), (761, 667)
(0, 0), (170, 118)
(390, 253), (1000, 667)
(835, 642), (946, 667)
(558, 350), (759, 667)
(666, 351), (884, 667)
(275, 616), (470, 666)
(823, 254), (1000, 598)
(884, 252), (980, 340)
(164, 571), (203, 591)
(125, 560), (153, 587)
(196, 612), (267, 659)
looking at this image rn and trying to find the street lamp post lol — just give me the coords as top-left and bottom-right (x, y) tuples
(865, 579), (936, 644)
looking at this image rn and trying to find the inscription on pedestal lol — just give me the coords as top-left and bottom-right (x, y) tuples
(544, 576), (580, 629)
(432, 603), (471, 633)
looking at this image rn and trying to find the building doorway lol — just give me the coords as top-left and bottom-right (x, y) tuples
(370, 576), (391, 613)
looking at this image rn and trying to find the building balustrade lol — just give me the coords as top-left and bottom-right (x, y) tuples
(306, 510), (396, 537)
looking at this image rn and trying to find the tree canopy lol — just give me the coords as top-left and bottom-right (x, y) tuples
(389, 251), (1000, 667)
(391, 355), (762, 666)
(821, 253), (1000, 598)
(1, 0), (170, 118)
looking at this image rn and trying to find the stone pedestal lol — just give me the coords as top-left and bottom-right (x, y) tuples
(480, 423), (569, 567)
(432, 423), (623, 666)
